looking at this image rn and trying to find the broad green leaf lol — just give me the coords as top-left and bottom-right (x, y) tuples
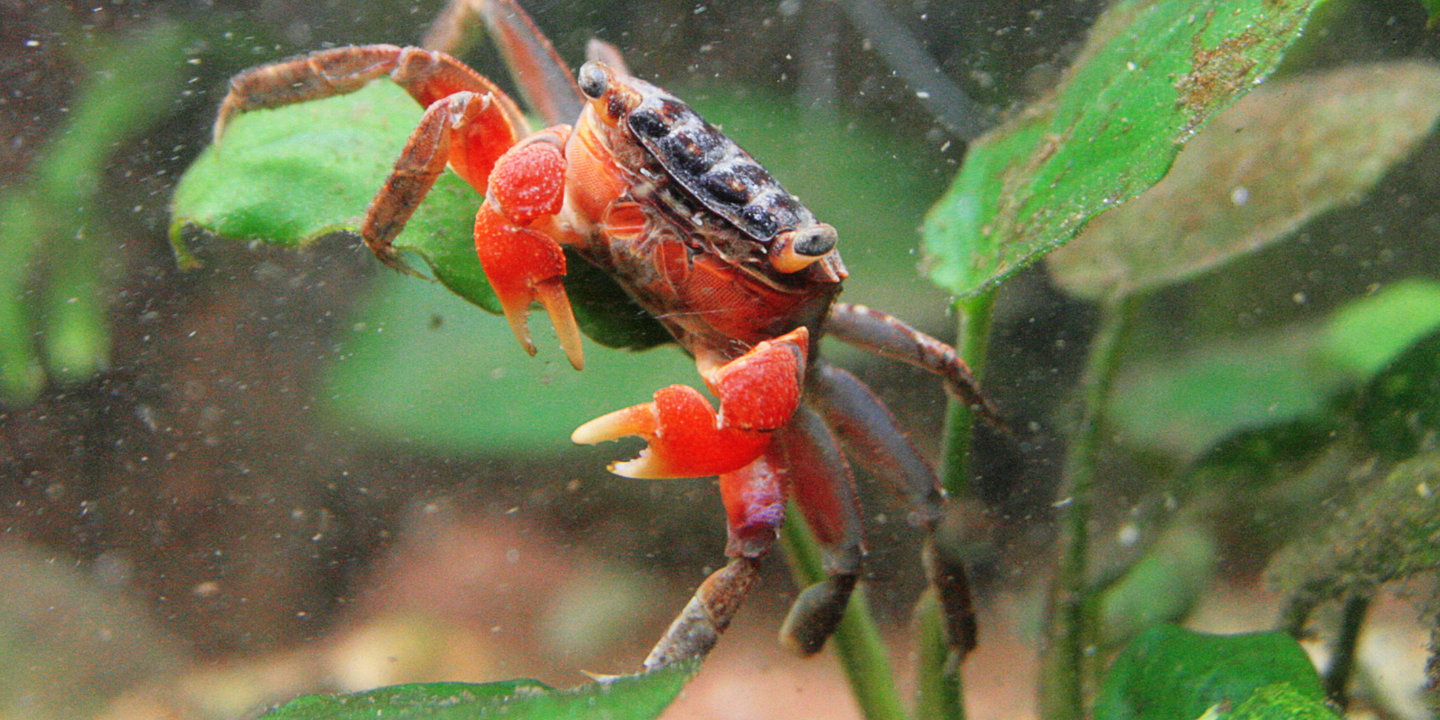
(170, 82), (498, 309)
(1049, 62), (1440, 299)
(922, 0), (1327, 298)
(260, 660), (697, 719)
(1267, 451), (1440, 618)
(1109, 279), (1440, 459)
(1094, 625), (1325, 720)
(323, 272), (696, 454)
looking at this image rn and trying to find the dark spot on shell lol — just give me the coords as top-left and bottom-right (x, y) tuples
(700, 171), (750, 205)
(629, 109), (669, 139)
(741, 205), (778, 238)
(660, 132), (716, 175)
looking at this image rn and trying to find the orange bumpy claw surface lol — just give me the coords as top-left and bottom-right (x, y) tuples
(572, 328), (809, 479)
(474, 131), (584, 369)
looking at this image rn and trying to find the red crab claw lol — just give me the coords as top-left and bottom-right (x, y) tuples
(572, 328), (810, 479)
(473, 129), (585, 370)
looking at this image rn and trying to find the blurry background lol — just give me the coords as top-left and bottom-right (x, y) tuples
(3, 0), (1440, 718)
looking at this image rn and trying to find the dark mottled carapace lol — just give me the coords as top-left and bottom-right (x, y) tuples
(624, 90), (820, 245)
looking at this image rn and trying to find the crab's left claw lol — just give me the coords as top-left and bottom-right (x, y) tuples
(573, 328), (810, 479)
(474, 128), (585, 370)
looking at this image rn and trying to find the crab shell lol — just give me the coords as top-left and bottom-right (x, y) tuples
(563, 61), (848, 364)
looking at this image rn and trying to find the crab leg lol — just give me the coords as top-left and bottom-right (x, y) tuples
(572, 328), (809, 479)
(810, 361), (978, 654)
(215, 45), (527, 144)
(423, 0), (585, 128)
(824, 302), (1004, 431)
(775, 406), (865, 655)
(643, 453), (785, 668)
(215, 45), (533, 274)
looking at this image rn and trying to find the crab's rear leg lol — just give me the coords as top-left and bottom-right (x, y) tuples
(774, 405), (865, 655)
(811, 361), (978, 655)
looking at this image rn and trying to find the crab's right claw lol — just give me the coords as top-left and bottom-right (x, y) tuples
(572, 328), (810, 479)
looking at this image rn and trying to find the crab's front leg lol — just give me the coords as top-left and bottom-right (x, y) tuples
(571, 328), (810, 479)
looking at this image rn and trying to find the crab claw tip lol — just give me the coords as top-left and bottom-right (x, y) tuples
(571, 404), (657, 446)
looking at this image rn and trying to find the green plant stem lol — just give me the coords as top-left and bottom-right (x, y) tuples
(1039, 294), (1138, 720)
(1323, 594), (1371, 709)
(914, 588), (963, 720)
(913, 291), (996, 720)
(781, 504), (908, 720)
(938, 292), (996, 498)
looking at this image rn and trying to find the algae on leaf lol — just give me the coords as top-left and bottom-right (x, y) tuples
(923, 0), (1328, 299)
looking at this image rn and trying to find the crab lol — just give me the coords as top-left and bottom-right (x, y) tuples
(212, 0), (1003, 669)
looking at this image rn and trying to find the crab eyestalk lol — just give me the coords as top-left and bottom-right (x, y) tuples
(577, 61), (642, 128)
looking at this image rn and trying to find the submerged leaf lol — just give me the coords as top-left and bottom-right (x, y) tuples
(1094, 625), (1327, 720)
(261, 660), (697, 719)
(1108, 279), (1440, 459)
(923, 0), (1327, 298)
(1049, 62), (1440, 299)
(323, 273), (697, 454)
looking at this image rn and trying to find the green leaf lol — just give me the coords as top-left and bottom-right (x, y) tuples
(1107, 327), (1349, 458)
(323, 272), (697, 454)
(1355, 327), (1440, 461)
(169, 80), (670, 350)
(1, 21), (189, 404)
(1048, 62), (1440, 299)
(1094, 625), (1326, 720)
(922, 0), (1327, 298)
(1108, 279), (1440, 460)
(260, 661), (697, 719)
(1229, 683), (1344, 720)
(1098, 524), (1218, 648)
(1322, 278), (1440, 377)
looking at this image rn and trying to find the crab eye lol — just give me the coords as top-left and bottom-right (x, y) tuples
(792, 225), (837, 257)
(578, 62), (607, 99)
(769, 224), (838, 273)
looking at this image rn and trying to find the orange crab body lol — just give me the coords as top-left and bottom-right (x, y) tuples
(212, 0), (1000, 669)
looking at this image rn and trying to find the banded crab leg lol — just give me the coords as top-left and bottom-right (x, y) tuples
(213, 45), (526, 275)
(825, 302), (1006, 432)
(810, 361), (979, 655)
(642, 405), (867, 668)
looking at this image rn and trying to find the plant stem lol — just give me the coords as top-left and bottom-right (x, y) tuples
(1323, 594), (1371, 709)
(781, 505), (909, 720)
(915, 588), (963, 720)
(938, 292), (995, 498)
(1038, 294), (1137, 720)
(915, 291), (995, 720)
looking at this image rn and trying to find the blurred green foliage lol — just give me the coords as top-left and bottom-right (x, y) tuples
(0, 21), (188, 405)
